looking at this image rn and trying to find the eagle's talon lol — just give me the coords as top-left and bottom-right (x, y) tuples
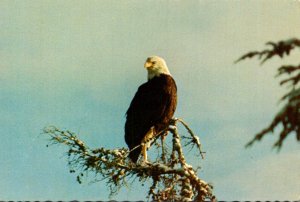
(140, 160), (151, 166)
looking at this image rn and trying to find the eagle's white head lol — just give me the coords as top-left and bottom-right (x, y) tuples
(144, 56), (171, 80)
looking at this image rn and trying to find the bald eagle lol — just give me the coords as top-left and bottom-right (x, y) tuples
(125, 56), (177, 163)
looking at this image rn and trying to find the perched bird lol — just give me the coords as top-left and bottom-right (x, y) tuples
(125, 56), (177, 163)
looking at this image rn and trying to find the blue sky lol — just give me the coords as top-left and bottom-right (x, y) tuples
(1, 0), (300, 200)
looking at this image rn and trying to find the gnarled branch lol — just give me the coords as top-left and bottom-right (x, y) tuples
(44, 118), (216, 202)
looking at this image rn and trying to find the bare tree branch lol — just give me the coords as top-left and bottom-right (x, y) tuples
(176, 118), (205, 159)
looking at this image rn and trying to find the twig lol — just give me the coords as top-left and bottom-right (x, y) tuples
(175, 118), (205, 159)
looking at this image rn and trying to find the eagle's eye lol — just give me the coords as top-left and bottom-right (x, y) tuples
(152, 61), (156, 64)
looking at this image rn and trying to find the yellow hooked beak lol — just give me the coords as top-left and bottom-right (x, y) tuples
(144, 61), (153, 69)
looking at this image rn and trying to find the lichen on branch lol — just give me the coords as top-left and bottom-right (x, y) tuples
(43, 118), (215, 202)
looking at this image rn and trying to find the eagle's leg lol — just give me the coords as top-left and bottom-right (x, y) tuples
(141, 144), (148, 164)
(141, 126), (155, 164)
